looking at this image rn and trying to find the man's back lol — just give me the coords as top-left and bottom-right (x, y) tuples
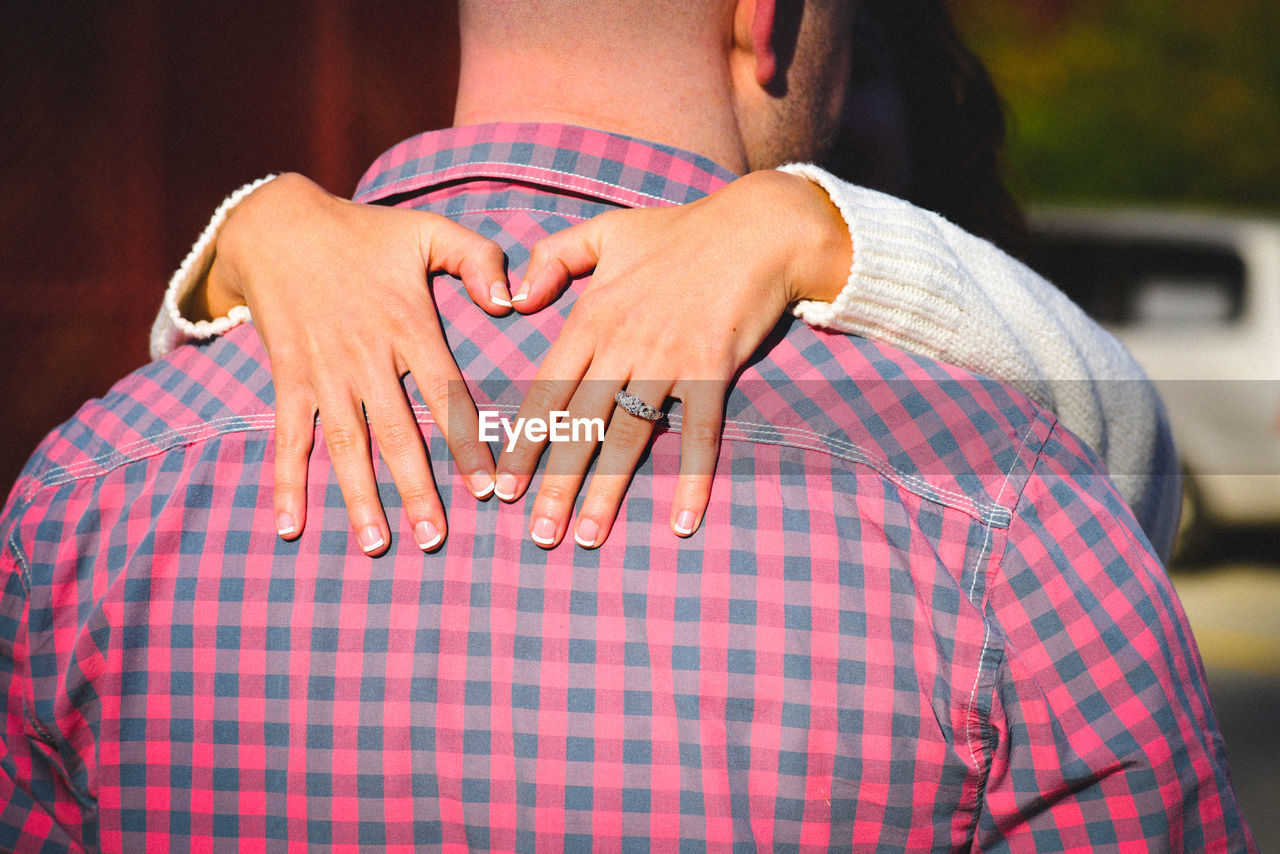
(0, 124), (1252, 850)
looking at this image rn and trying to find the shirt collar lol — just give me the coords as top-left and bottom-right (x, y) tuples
(353, 122), (739, 208)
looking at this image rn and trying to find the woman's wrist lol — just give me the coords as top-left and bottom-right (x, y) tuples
(152, 174), (276, 359)
(170, 174), (290, 325)
(198, 174), (293, 320)
(201, 239), (246, 322)
(751, 169), (852, 305)
(190, 172), (337, 321)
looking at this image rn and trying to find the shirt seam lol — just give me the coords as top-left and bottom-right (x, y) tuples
(709, 417), (1012, 525)
(5, 528), (32, 595)
(357, 162), (685, 210)
(23, 707), (58, 747)
(447, 206), (592, 221)
(20, 405), (1025, 527)
(963, 419), (1035, 766)
(21, 413), (277, 496)
(1, 544), (52, 749)
(958, 415), (1044, 827)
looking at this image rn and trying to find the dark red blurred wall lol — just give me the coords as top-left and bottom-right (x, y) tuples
(0, 2), (459, 492)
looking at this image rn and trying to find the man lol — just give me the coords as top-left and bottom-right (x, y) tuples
(0, 0), (1254, 850)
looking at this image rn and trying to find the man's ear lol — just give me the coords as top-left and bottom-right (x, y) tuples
(737, 0), (802, 92)
(747, 0), (779, 86)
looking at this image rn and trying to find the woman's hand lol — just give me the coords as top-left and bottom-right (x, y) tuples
(202, 173), (513, 555)
(492, 169), (852, 548)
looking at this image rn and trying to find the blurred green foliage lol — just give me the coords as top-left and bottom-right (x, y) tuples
(957, 0), (1280, 212)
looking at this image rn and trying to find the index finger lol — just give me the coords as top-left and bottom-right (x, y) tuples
(493, 312), (599, 500)
(511, 215), (609, 311)
(399, 328), (497, 502)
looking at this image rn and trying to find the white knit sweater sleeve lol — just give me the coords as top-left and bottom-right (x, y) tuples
(148, 175), (277, 361)
(778, 162), (1180, 559)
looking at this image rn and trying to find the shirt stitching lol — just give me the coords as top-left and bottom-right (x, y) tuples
(5, 530), (32, 596)
(711, 418), (1015, 526)
(359, 162), (683, 209)
(23, 707), (58, 748)
(452, 207), (590, 221)
(24, 406), (1022, 527)
(964, 419), (1036, 775)
(25, 414), (277, 491)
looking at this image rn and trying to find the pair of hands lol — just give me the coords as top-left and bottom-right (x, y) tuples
(203, 171), (849, 554)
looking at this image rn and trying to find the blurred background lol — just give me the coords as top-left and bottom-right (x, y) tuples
(1, 0), (1276, 846)
(961, 4), (1280, 847)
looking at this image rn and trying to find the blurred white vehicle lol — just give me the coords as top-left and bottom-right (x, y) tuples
(1027, 208), (1280, 552)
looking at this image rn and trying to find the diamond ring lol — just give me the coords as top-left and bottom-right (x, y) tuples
(614, 389), (665, 422)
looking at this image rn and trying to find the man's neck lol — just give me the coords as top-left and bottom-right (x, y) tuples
(453, 44), (751, 175)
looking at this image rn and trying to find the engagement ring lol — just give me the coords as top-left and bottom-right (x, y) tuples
(614, 389), (665, 422)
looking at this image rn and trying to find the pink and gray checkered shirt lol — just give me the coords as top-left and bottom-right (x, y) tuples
(0, 123), (1255, 851)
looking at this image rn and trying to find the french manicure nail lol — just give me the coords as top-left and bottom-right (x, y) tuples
(415, 520), (443, 550)
(358, 526), (386, 553)
(510, 279), (530, 302)
(531, 516), (557, 545)
(674, 510), (698, 535)
(489, 281), (512, 307)
(574, 518), (600, 548)
(495, 472), (519, 501)
(469, 471), (496, 498)
(276, 512), (296, 537)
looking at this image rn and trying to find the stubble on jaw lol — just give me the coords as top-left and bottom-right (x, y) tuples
(744, 0), (856, 171)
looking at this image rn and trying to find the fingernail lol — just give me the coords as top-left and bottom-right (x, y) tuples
(489, 281), (512, 308)
(276, 512), (296, 537)
(495, 472), (519, 501)
(415, 520), (443, 550)
(531, 516), (557, 545)
(674, 510), (698, 536)
(358, 526), (386, 553)
(469, 471), (495, 498)
(510, 278), (530, 303)
(574, 517), (600, 548)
